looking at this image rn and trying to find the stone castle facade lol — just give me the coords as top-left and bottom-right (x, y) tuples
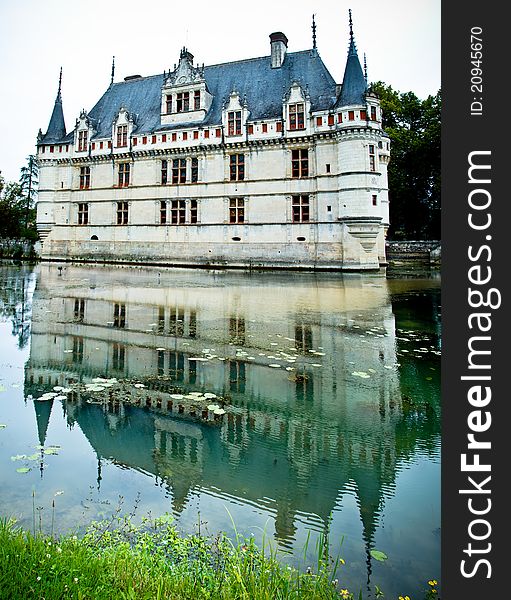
(36, 14), (390, 270)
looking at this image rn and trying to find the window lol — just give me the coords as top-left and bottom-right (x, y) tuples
(190, 199), (198, 223)
(172, 133), (177, 142)
(100, 141), (104, 149)
(171, 200), (186, 224)
(160, 200), (167, 224)
(316, 116), (323, 126)
(78, 130), (88, 152)
(248, 124), (254, 134)
(112, 343), (125, 371)
(194, 90), (200, 110)
(229, 198), (244, 223)
(90, 143), (94, 151)
(79, 166), (90, 189)
(262, 123), (268, 133)
(229, 316), (245, 345)
(78, 203), (89, 225)
(116, 124), (128, 147)
(328, 114), (334, 126)
(338, 113), (343, 123)
(216, 128), (221, 138)
(162, 134), (167, 143)
(166, 95), (172, 114)
(50, 146), (54, 153)
(152, 135), (157, 144)
(228, 110), (242, 135)
(118, 162), (130, 187)
(176, 91), (190, 112)
(372, 194), (377, 206)
(360, 109), (367, 120)
(133, 138), (138, 146)
(74, 299), (85, 322)
(291, 149), (309, 178)
(116, 201), (128, 225)
(161, 160), (168, 184)
(276, 121), (282, 132)
(172, 158), (186, 184)
(182, 132), (188, 141)
(292, 195), (310, 222)
(193, 130), (198, 140)
(229, 154), (245, 181)
(348, 111), (355, 121)
(326, 163), (331, 173)
(289, 103), (305, 130)
(369, 145), (376, 172)
(191, 157), (198, 183)
(295, 324), (313, 353)
(142, 136), (147, 145)
(205, 130), (210, 139)
(113, 303), (126, 328)
(370, 106), (377, 121)
(72, 336), (84, 364)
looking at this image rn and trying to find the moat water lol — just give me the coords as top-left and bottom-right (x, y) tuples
(0, 262), (440, 598)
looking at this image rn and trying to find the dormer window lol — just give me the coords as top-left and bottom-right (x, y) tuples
(289, 103), (304, 130)
(116, 124), (128, 147)
(78, 131), (88, 152)
(228, 111), (242, 136)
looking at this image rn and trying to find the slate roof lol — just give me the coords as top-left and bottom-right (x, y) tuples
(41, 50), (343, 143)
(40, 92), (67, 144)
(335, 34), (367, 107)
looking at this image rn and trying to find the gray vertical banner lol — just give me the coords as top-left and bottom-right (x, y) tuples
(442, 1), (506, 597)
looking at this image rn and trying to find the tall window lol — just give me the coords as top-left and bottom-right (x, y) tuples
(161, 160), (168, 184)
(113, 303), (126, 328)
(171, 200), (186, 224)
(172, 158), (186, 184)
(160, 200), (167, 224)
(112, 343), (126, 371)
(166, 94), (172, 114)
(228, 111), (242, 135)
(191, 157), (198, 183)
(194, 90), (201, 110)
(118, 162), (130, 187)
(229, 198), (244, 223)
(369, 145), (376, 172)
(289, 103), (305, 130)
(190, 199), (198, 223)
(229, 154), (245, 181)
(292, 195), (309, 222)
(78, 203), (89, 225)
(176, 91), (190, 112)
(116, 201), (128, 225)
(291, 149), (309, 178)
(78, 130), (88, 152)
(116, 124), (128, 147)
(79, 166), (90, 189)
(370, 106), (377, 121)
(74, 299), (85, 322)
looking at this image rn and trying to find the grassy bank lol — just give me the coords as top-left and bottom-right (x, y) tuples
(0, 515), (439, 600)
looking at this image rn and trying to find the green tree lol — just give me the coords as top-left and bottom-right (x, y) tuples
(370, 83), (441, 240)
(0, 158), (39, 242)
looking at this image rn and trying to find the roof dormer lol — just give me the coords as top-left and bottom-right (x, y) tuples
(112, 106), (136, 149)
(74, 110), (94, 153)
(161, 47), (213, 126)
(222, 90), (249, 138)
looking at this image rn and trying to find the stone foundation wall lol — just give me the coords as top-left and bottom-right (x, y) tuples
(386, 240), (441, 264)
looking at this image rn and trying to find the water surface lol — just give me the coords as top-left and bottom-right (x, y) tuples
(0, 262), (440, 598)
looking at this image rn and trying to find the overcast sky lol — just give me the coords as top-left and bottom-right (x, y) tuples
(0, 0), (440, 183)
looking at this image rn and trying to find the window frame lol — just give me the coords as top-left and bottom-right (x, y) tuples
(229, 197), (245, 224)
(291, 149), (309, 178)
(118, 162), (130, 187)
(292, 194), (310, 223)
(116, 201), (129, 225)
(79, 166), (91, 190)
(229, 154), (245, 181)
(77, 202), (89, 225)
(288, 103), (305, 130)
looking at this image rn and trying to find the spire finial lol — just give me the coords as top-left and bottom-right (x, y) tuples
(349, 9), (353, 40)
(57, 67), (62, 100)
(111, 56), (115, 85)
(364, 52), (368, 84)
(312, 14), (317, 50)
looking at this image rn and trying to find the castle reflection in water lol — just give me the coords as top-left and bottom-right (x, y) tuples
(25, 263), (439, 552)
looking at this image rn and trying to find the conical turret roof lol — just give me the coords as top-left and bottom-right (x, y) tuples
(40, 69), (66, 144)
(336, 10), (367, 107)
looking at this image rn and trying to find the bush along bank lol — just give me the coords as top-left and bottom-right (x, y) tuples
(0, 239), (39, 260)
(0, 513), (440, 600)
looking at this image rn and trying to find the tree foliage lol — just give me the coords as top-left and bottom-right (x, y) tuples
(0, 155), (39, 241)
(370, 82), (441, 240)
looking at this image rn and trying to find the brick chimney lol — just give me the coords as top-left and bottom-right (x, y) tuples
(270, 32), (288, 68)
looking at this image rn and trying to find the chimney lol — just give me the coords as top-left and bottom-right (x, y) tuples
(269, 32), (288, 68)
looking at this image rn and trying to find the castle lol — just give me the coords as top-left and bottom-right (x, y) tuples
(35, 13), (390, 270)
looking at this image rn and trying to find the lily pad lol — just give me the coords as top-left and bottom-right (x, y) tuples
(0, 424), (6, 429)
(43, 447), (60, 455)
(11, 454), (27, 461)
(16, 467), (31, 474)
(370, 549), (388, 562)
